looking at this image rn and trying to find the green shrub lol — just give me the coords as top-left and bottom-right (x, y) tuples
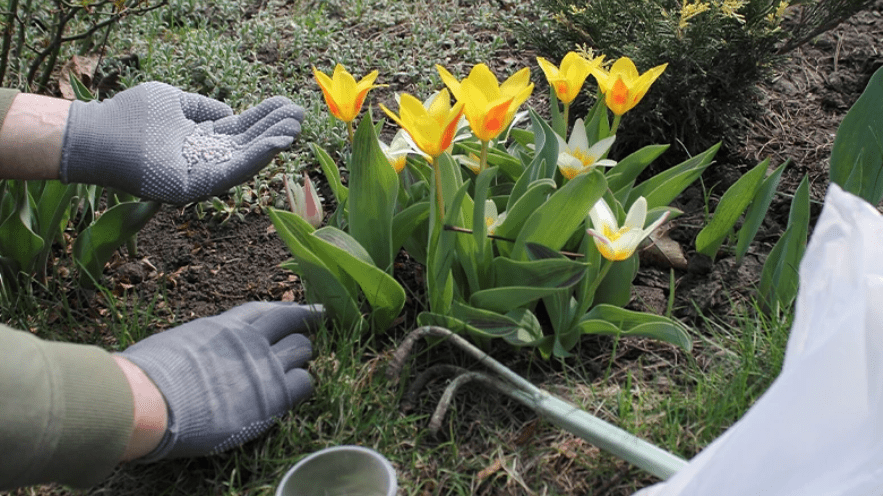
(519, 0), (876, 164)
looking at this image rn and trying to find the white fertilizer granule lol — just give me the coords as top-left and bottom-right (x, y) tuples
(182, 129), (239, 168)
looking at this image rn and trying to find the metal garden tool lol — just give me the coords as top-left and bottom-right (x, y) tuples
(387, 325), (688, 480)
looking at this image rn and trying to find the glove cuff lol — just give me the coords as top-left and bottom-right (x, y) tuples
(115, 347), (213, 462)
(60, 93), (146, 194)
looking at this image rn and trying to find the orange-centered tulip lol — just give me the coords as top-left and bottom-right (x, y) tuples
(380, 90), (464, 159)
(313, 63), (382, 122)
(436, 63), (534, 142)
(537, 52), (604, 104)
(591, 57), (667, 116)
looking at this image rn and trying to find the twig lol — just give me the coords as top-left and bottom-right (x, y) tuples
(442, 225), (585, 258)
(833, 31), (843, 73)
(0, 0), (20, 87)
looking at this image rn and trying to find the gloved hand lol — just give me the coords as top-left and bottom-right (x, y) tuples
(118, 301), (323, 461)
(60, 82), (304, 204)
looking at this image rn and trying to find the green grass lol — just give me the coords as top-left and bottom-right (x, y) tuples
(2, 289), (792, 495)
(1, 0), (795, 494)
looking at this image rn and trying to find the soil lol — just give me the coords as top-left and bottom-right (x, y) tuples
(13, 2), (883, 495)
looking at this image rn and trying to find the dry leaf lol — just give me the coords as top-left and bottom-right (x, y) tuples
(640, 224), (689, 270)
(58, 55), (99, 100)
(476, 458), (503, 483)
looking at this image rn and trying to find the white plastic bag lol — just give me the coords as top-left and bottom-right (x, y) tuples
(636, 184), (883, 496)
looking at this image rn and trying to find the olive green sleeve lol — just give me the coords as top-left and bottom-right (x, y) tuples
(0, 324), (134, 491)
(0, 88), (20, 130)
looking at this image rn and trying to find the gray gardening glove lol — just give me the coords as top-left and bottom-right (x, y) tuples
(118, 301), (323, 462)
(60, 82), (304, 204)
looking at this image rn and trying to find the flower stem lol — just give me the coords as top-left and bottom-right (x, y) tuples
(609, 114), (622, 136)
(573, 257), (614, 321)
(479, 139), (490, 173)
(346, 120), (355, 144)
(433, 156), (445, 220)
(562, 102), (570, 137)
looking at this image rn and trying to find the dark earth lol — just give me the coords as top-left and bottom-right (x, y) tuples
(9, 2), (883, 495)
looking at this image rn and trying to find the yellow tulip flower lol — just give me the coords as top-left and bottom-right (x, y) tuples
(591, 57), (667, 117)
(537, 52), (603, 104)
(381, 90), (465, 218)
(379, 89), (464, 159)
(312, 63), (381, 123)
(587, 197), (669, 261)
(436, 63), (534, 143)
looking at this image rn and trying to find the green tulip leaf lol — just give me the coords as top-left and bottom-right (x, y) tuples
(392, 201), (430, 255)
(503, 308), (546, 346)
(271, 208), (405, 330)
(452, 300), (525, 337)
(470, 286), (561, 313)
(34, 181), (77, 244)
(593, 256), (638, 308)
(735, 161), (787, 262)
(348, 117), (398, 273)
(69, 72), (96, 101)
(498, 179), (557, 239)
(313, 227), (375, 265)
(696, 158), (769, 259)
(606, 144), (669, 194)
(583, 97), (611, 143)
(0, 188), (43, 275)
(427, 175), (469, 314)
(509, 128), (535, 150)
(446, 302), (548, 347)
(417, 311), (475, 335)
(472, 167), (497, 260)
(629, 143), (719, 210)
(494, 257), (587, 288)
(311, 143), (347, 204)
(512, 169), (606, 260)
(455, 142), (523, 180)
(525, 242), (567, 260)
(549, 89), (566, 137)
(527, 108), (561, 181)
(577, 319), (692, 351)
(274, 231), (364, 331)
(507, 110), (559, 205)
(579, 304), (692, 350)
(759, 175), (810, 313)
(73, 200), (161, 287)
(830, 66), (883, 204)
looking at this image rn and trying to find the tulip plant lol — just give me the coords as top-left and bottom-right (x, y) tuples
(271, 53), (775, 357)
(0, 79), (160, 291)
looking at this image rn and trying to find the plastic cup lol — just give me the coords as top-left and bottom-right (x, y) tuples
(275, 445), (397, 496)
